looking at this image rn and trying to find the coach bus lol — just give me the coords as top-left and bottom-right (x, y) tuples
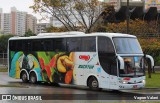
(8, 32), (154, 90)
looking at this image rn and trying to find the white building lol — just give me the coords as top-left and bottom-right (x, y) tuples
(2, 13), (11, 34)
(49, 10), (81, 28)
(0, 8), (2, 33)
(50, 17), (63, 27)
(50, 16), (81, 28)
(36, 23), (51, 34)
(15, 12), (27, 36)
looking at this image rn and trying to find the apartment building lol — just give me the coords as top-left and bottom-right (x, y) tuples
(27, 14), (37, 34)
(2, 13), (11, 34)
(0, 7), (37, 36)
(0, 8), (2, 33)
(11, 7), (27, 36)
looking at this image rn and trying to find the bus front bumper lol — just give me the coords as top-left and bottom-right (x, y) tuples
(118, 83), (145, 90)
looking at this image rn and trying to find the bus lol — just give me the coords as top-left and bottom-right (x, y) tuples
(8, 32), (154, 90)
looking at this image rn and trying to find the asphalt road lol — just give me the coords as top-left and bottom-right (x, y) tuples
(0, 72), (160, 103)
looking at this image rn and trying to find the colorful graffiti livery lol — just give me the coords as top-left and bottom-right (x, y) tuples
(9, 51), (75, 84)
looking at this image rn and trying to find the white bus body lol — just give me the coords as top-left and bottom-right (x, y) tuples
(8, 32), (154, 90)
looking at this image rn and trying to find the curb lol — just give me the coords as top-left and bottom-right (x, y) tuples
(143, 88), (160, 90)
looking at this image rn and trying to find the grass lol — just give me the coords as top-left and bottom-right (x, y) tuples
(0, 68), (7, 72)
(145, 72), (160, 88)
(0, 84), (28, 88)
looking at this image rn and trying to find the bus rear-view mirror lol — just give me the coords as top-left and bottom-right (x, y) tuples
(117, 56), (124, 70)
(146, 55), (154, 68)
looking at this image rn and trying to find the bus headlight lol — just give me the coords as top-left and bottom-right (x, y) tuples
(119, 80), (128, 84)
(142, 80), (145, 84)
(122, 80), (128, 84)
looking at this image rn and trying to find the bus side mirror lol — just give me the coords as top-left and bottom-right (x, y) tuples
(146, 55), (154, 68)
(117, 56), (124, 70)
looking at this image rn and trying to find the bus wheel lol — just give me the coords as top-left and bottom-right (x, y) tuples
(50, 82), (60, 87)
(29, 72), (37, 84)
(88, 77), (99, 89)
(21, 72), (28, 83)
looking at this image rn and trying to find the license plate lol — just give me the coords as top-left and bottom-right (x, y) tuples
(133, 85), (138, 89)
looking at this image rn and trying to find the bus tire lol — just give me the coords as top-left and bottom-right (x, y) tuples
(21, 71), (28, 83)
(50, 82), (60, 87)
(29, 72), (37, 84)
(88, 76), (99, 90)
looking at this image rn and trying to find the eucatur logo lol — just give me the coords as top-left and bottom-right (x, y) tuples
(79, 55), (90, 61)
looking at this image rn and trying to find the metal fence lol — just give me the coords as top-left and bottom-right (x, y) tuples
(0, 53), (7, 67)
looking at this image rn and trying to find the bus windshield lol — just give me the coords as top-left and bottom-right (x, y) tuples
(113, 37), (143, 54)
(119, 57), (145, 77)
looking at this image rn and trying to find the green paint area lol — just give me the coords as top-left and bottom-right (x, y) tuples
(145, 72), (160, 88)
(78, 65), (94, 69)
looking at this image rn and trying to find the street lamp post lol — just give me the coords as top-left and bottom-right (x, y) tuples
(126, 0), (129, 34)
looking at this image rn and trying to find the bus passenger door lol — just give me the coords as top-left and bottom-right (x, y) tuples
(98, 53), (117, 89)
(98, 36), (117, 89)
(98, 64), (110, 88)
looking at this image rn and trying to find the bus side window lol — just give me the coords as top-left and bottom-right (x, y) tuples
(81, 37), (96, 52)
(16, 40), (23, 51)
(98, 37), (114, 53)
(9, 40), (16, 51)
(98, 36), (117, 76)
(53, 38), (66, 52)
(24, 40), (32, 52)
(43, 40), (52, 51)
(67, 38), (81, 52)
(9, 40), (23, 51)
(32, 40), (43, 51)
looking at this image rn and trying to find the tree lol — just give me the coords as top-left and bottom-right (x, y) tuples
(30, 0), (110, 33)
(106, 19), (157, 36)
(90, 5), (116, 32)
(45, 26), (68, 32)
(139, 38), (160, 66)
(0, 35), (13, 53)
(24, 29), (36, 37)
(139, 38), (160, 77)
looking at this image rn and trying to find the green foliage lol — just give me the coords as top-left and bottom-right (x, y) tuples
(90, 5), (116, 32)
(139, 38), (160, 65)
(30, 0), (110, 33)
(106, 19), (157, 35)
(145, 72), (160, 88)
(74, 2), (85, 11)
(45, 26), (68, 32)
(24, 29), (36, 37)
(0, 35), (13, 53)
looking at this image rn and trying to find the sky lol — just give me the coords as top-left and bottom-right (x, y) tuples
(0, 0), (104, 23)
(0, 0), (47, 23)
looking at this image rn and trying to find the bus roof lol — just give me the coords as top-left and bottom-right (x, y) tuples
(9, 31), (136, 40)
